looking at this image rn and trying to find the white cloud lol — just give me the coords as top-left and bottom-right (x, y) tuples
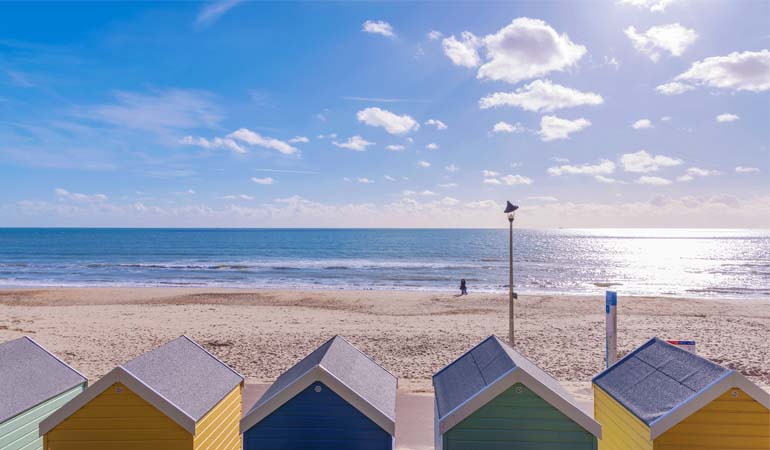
(251, 177), (274, 185)
(445, 164), (459, 172)
(617, 0), (678, 12)
(500, 174), (533, 185)
(594, 175), (619, 184)
(54, 188), (107, 203)
(476, 18), (587, 84)
(483, 170), (499, 178)
(288, 136), (310, 143)
(425, 119), (448, 130)
(620, 150), (682, 173)
(655, 81), (695, 95)
(716, 113), (740, 123)
(357, 177), (375, 184)
(384, 175), (397, 182)
(438, 183), (458, 188)
(180, 136), (247, 154)
(362, 20), (395, 38)
(632, 119), (653, 129)
(222, 194), (255, 200)
(417, 160), (431, 168)
(401, 190), (436, 197)
(538, 116), (591, 141)
(547, 160), (616, 176)
(357, 107), (419, 135)
(479, 79), (603, 112)
(13, 192), (769, 228)
(661, 116), (672, 121)
(624, 24), (697, 62)
(735, 166), (760, 174)
(428, 30), (443, 41)
(440, 197), (459, 206)
(196, 0), (243, 26)
(228, 128), (298, 155)
(492, 121), (525, 134)
(333, 135), (374, 151)
(442, 32), (482, 68)
(385, 144), (405, 151)
(684, 167), (719, 178)
(81, 89), (221, 134)
(672, 50), (770, 92)
(425, 143), (439, 150)
(636, 176), (672, 185)
(317, 133), (337, 139)
(483, 178), (502, 185)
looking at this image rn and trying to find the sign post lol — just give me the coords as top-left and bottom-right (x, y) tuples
(605, 291), (617, 368)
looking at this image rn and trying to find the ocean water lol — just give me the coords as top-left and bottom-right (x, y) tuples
(0, 228), (768, 298)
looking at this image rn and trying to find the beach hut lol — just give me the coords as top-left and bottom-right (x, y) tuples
(434, 335), (601, 450)
(0, 337), (86, 450)
(241, 335), (397, 450)
(40, 335), (243, 450)
(593, 337), (770, 450)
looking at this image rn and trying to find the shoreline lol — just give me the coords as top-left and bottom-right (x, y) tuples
(1, 285), (766, 301)
(1, 287), (768, 397)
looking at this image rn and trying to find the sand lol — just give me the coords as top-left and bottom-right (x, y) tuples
(1, 288), (769, 398)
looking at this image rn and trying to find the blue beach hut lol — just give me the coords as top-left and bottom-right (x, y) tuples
(434, 336), (601, 450)
(240, 335), (397, 450)
(0, 337), (86, 450)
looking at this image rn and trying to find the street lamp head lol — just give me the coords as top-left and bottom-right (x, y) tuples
(504, 201), (519, 214)
(504, 201), (519, 221)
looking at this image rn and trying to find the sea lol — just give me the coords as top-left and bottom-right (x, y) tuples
(0, 228), (768, 298)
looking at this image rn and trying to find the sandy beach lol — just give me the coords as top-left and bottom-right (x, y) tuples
(1, 288), (768, 396)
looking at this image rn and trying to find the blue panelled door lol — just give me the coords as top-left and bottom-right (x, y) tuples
(244, 382), (393, 450)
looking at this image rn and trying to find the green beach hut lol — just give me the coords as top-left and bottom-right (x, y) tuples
(433, 336), (601, 450)
(0, 336), (86, 450)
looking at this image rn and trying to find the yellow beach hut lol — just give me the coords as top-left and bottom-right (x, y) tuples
(593, 337), (770, 450)
(39, 336), (244, 450)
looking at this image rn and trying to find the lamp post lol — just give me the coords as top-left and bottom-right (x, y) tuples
(504, 201), (519, 347)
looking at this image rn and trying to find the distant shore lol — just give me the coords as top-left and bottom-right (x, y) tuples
(1, 288), (768, 400)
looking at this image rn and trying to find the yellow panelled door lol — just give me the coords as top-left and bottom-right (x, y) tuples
(44, 383), (193, 450)
(654, 388), (770, 450)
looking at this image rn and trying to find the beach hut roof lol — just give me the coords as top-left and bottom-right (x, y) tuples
(593, 337), (770, 439)
(241, 335), (397, 435)
(433, 335), (601, 437)
(0, 337), (86, 424)
(40, 336), (243, 436)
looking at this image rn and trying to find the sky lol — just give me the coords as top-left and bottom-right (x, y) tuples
(0, 0), (768, 228)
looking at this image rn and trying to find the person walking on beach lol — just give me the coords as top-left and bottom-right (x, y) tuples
(460, 278), (468, 296)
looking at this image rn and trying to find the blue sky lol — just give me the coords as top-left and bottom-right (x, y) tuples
(0, 0), (768, 228)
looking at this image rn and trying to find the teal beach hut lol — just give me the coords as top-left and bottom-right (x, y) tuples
(433, 336), (601, 450)
(0, 337), (86, 450)
(240, 335), (397, 450)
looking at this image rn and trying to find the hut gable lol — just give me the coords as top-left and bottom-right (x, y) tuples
(122, 335), (243, 422)
(241, 335), (397, 435)
(433, 335), (601, 438)
(0, 337), (86, 424)
(593, 337), (730, 425)
(39, 336), (243, 436)
(593, 337), (770, 446)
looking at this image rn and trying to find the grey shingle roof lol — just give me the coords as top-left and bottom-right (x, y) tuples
(249, 336), (397, 422)
(0, 337), (86, 424)
(593, 337), (730, 425)
(433, 335), (575, 419)
(122, 336), (243, 421)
